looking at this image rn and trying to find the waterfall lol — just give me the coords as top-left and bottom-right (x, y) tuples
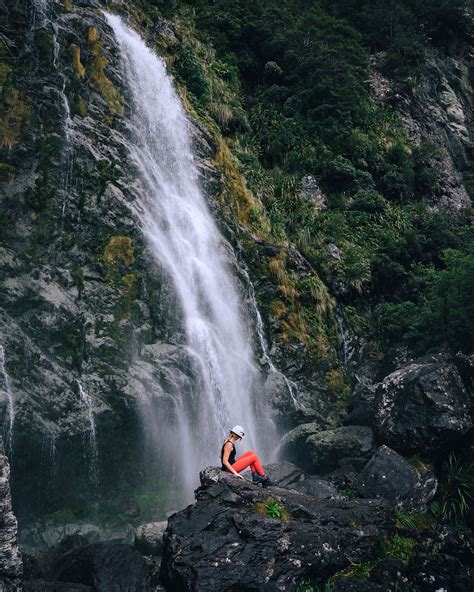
(77, 381), (99, 487)
(0, 346), (14, 455)
(105, 13), (273, 495)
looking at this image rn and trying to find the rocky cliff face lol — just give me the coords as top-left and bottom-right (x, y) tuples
(370, 48), (473, 211)
(0, 0), (344, 524)
(0, 438), (22, 591)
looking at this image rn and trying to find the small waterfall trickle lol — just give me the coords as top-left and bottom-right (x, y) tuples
(242, 269), (303, 410)
(0, 346), (15, 454)
(105, 13), (275, 498)
(77, 381), (99, 487)
(335, 309), (349, 365)
(31, 0), (75, 227)
(59, 77), (74, 228)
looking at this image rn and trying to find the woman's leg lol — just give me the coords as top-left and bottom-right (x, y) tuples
(232, 451), (265, 476)
(238, 450), (260, 474)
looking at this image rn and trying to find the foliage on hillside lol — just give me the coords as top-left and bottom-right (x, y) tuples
(127, 0), (473, 359)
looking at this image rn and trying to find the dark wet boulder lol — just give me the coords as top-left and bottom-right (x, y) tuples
(355, 446), (437, 513)
(305, 426), (376, 475)
(161, 467), (393, 591)
(23, 536), (162, 592)
(405, 525), (474, 592)
(264, 461), (305, 487)
(24, 582), (93, 591)
(135, 522), (167, 557)
(279, 422), (322, 470)
(291, 476), (341, 499)
(280, 424), (375, 475)
(345, 384), (377, 427)
(374, 356), (472, 455)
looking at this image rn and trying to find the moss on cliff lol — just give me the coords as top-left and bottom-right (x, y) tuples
(69, 44), (86, 78)
(0, 87), (29, 150)
(103, 236), (135, 272)
(88, 26), (124, 118)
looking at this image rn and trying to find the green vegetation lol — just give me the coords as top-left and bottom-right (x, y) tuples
(340, 487), (358, 500)
(127, 0), (473, 360)
(88, 27), (124, 117)
(0, 87), (29, 150)
(435, 453), (474, 524)
(69, 44), (86, 78)
(103, 236), (135, 271)
(255, 497), (291, 522)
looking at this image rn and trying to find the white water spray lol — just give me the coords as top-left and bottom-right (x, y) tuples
(0, 346), (14, 454)
(105, 13), (273, 494)
(77, 381), (99, 486)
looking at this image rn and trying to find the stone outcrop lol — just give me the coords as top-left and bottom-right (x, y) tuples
(369, 50), (473, 211)
(374, 356), (472, 455)
(23, 535), (163, 592)
(356, 445), (437, 513)
(161, 468), (393, 591)
(0, 439), (22, 591)
(135, 522), (167, 557)
(282, 425), (375, 474)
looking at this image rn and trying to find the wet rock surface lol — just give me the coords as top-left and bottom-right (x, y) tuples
(374, 355), (473, 455)
(279, 423), (376, 475)
(135, 521), (167, 557)
(355, 445), (437, 513)
(160, 466), (474, 591)
(23, 535), (163, 592)
(0, 440), (22, 591)
(161, 468), (393, 592)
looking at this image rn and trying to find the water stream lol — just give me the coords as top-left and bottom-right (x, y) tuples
(0, 345), (15, 455)
(77, 381), (99, 487)
(105, 13), (274, 496)
(241, 268), (303, 410)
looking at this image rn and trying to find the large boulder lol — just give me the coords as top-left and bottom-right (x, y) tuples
(135, 522), (167, 557)
(305, 426), (376, 475)
(356, 446), (437, 513)
(23, 536), (162, 592)
(20, 522), (135, 553)
(279, 422), (322, 470)
(374, 356), (472, 455)
(161, 468), (393, 591)
(280, 424), (375, 474)
(264, 461), (305, 487)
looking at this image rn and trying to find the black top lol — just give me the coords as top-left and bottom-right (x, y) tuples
(221, 439), (236, 470)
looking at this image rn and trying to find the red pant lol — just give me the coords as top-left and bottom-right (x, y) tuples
(231, 450), (264, 476)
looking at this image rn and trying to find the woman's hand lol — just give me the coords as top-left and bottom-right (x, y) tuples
(235, 473), (244, 480)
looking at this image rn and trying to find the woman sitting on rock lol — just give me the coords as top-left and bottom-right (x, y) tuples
(221, 425), (273, 487)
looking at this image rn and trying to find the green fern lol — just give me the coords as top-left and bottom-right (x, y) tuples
(439, 453), (474, 524)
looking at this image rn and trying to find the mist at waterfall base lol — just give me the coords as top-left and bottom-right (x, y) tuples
(106, 13), (276, 505)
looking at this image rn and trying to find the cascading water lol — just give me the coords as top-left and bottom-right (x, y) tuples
(77, 381), (99, 487)
(335, 309), (349, 365)
(0, 345), (14, 454)
(241, 269), (303, 410)
(105, 13), (274, 497)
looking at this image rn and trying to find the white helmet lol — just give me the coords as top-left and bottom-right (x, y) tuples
(231, 425), (245, 438)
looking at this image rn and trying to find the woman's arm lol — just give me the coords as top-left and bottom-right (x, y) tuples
(222, 442), (243, 478)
